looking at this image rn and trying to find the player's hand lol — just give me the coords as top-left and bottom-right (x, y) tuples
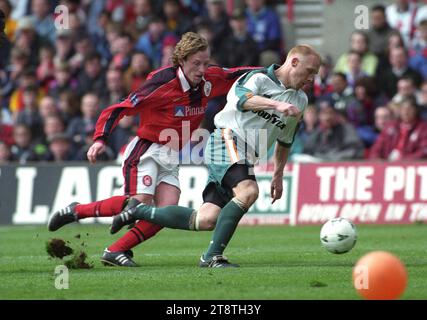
(275, 102), (300, 117)
(87, 141), (106, 164)
(270, 175), (283, 204)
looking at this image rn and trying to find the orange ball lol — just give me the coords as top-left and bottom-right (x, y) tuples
(353, 251), (407, 300)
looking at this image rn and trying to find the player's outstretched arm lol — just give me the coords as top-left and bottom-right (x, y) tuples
(243, 95), (301, 117)
(87, 140), (106, 164)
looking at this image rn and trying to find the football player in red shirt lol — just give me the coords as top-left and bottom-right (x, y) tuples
(47, 32), (255, 267)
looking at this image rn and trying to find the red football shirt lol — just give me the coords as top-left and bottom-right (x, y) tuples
(94, 65), (255, 150)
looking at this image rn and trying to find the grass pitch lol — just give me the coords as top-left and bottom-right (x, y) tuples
(0, 223), (426, 300)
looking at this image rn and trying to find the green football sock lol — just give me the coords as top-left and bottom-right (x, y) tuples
(203, 199), (246, 261)
(133, 205), (197, 230)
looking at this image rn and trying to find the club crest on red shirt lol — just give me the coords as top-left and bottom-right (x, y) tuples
(143, 175), (152, 186)
(204, 81), (212, 97)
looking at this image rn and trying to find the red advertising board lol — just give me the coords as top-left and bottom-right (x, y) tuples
(295, 162), (427, 224)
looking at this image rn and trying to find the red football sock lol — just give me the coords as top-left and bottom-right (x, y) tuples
(75, 195), (128, 219)
(108, 220), (163, 252)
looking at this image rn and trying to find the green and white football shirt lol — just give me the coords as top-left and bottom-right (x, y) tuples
(214, 64), (308, 158)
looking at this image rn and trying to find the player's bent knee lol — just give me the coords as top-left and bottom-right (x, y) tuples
(196, 204), (221, 231)
(200, 218), (217, 231)
(235, 185), (259, 207)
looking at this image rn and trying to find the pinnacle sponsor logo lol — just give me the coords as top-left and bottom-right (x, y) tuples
(174, 106), (185, 117)
(174, 105), (205, 117)
(252, 110), (286, 129)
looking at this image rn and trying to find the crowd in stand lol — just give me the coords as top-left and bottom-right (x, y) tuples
(0, 0), (427, 165)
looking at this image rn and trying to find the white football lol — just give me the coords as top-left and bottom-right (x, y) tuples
(320, 218), (357, 254)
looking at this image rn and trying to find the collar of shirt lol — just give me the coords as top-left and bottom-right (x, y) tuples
(177, 66), (191, 92)
(177, 66), (204, 92)
(267, 64), (285, 87)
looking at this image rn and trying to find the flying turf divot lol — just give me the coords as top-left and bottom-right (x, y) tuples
(46, 237), (93, 269)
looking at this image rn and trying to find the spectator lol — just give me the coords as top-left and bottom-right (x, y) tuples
(10, 123), (39, 163)
(8, 68), (43, 117)
(0, 7), (12, 72)
(418, 81), (427, 120)
(334, 31), (378, 77)
(36, 43), (55, 89)
(7, 44), (31, 89)
(53, 28), (74, 67)
(67, 92), (100, 148)
(75, 128), (115, 161)
(57, 91), (80, 126)
(376, 30), (406, 75)
(0, 0), (17, 41)
(86, 0), (108, 37)
(0, 140), (13, 164)
(377, 46), (422, 99)
(67, 11), (87, 40)
(104, 0), (131, 24)
(312, 55), (333, 101)
(42, 114), (66, 144)
(69, 33), (96, 75)
(346, 76), (383, 129)
(345, 50), (368, 89)
(359, 106), (394, 148)
(195, 21), (220, 63)
(0, 111), (14, 145)
(29, 0), (56, 44)
(76, 52), (106, 98)
(107, 115), (135, 157)
(409, 19), (427, 80)
(90, 10), (112, 63)
(135, 16), (177, 69)
(370, 97), (427, 161)
(110, 32), (134, 71)
(386, 0), (420, 47)
(202, 0), (230, 50)
(367, 4), (396, 60)
(391, 76), (420, 104)
(320, 72), (356, 120)
(38, 95), (58, 121)
(217, 8), (259, 68)
(300, 102), (365, 161)
(126, 0), (153, 38)
(100, 68), (126, 108)
(45, 133), (77, 162)
(290, 104), (318, 159)
(15, 85), (43, 137)
(28, 112), (66, 161)
(160, 38), (176, 67)
(245, 0), (282, 57)
(162, 0), (193, 37)
(48, 62), (78, 101)
(123, 52), (151, 92)
(13, 16), (44, 67)
(354, 105), (395, 152)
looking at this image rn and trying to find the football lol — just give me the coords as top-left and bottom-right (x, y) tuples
(320, 218), (357, 254)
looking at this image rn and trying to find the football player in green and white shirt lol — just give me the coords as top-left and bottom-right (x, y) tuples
(111, 45), (321, 268)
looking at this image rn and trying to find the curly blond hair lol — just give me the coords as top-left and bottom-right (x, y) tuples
(172, 32), (209, 66)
